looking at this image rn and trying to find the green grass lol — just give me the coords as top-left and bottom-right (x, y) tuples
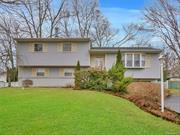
(0, 88), (179, 135)
(168, 89), (180, 94)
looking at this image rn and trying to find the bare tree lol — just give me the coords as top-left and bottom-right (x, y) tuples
(91, 12), (137, 47)
(0, 15), (19, 86)
(72, 0), (98, 38)
(144, 0), (180, 59)
(0, 0), (19, 4)
(4, 0), (67, 38)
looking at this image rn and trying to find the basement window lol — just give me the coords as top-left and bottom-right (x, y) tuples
(36, 68), (45, 77)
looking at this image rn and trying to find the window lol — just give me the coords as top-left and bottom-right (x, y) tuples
(36, 68), (45, 77)
(126, 54), (133, 67)
(64, 69), (73, 77)
(124, 53), (145, 68)
(141, 54), (145, 67)
(64, 72), (73, 77)
(34, 44), (43, 52)
(134, 54), (140, 67)
(63, 43), (71, 52)
(95, 57), (104, 69)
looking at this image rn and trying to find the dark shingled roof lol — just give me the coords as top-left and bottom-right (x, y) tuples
(90, 47), (161, 53)
(14, 38), (90, 43)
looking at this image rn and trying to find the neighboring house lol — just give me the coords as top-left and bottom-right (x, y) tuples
(15, 38), (161, 87)
(0, 72), (7, 87)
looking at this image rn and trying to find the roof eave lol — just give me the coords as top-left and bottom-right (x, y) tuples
(14, 38), (91, 43)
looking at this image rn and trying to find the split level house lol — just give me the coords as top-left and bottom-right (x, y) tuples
(15, 38), (161, 87)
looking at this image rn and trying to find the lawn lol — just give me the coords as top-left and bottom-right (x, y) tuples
(168, 89), (180, 94)
(0, 88), (179, 135)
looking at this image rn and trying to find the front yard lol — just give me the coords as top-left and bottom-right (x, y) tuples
(0, 88), (179, 135)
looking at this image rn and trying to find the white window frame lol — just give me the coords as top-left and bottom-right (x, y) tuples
(134, 53), (141, 67)
(125, 53), (133, 68)
(124, 53), (145, 68)
(141, 54), (145, 67)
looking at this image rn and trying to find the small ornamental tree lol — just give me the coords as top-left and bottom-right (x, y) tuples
(74, 60), (81, 89)
(116, 50), (123, 66)
(75, 60), (80, 71)
(109, 50), (132, 93)
(109, 50), (125, 82)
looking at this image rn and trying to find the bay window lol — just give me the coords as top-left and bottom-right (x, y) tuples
(126, 54), (133, 67)
(124, 53), (145, 68)
(141, 54), (145, 67)
(134, 54), (140, 67)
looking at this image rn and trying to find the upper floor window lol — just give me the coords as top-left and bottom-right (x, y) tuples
(36, 68), (45, 77)
(126, 54), (133, 67)
(63, 43), (72, 52)
(141, 54), (145, 67)
(34, 44), (43, 52)
(124, 53), (145, 68)
(134, 54), (140, 67)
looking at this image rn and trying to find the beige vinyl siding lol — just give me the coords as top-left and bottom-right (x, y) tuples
(43, 44), (48, 52)
(32, 68), (36, 77)
(28, 44), (34, 52)
(72, 43), (77, 52)
(57, 44), (63, 52)
(59, 68), (64, 77)
(45, 68), (49, 76)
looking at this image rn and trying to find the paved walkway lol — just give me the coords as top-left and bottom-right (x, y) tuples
(165, 94), (180, 113)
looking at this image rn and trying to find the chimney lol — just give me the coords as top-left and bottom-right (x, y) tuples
(55, 27), (59, 37)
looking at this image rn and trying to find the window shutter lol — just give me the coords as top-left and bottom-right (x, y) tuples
(72, 43), (77, 52)
(28, 44), (34, 52)
(43, 44), (48, 52)
(32, 68), (36, 77)
(59, 68), (64, 77)
(45, 68), (49, 77)
(57, 44), (63, 52)
(145, 54), (151, 68)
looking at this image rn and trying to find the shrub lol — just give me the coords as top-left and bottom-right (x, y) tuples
(108, 64), (125, 82)
(22, 80), (33, 87)
(74, 60), (81, 89)
(74, 69), (109, 90)
(113, 77), (133, 93)
(76, 60), (80, 71)
(108, 50), (132, 93)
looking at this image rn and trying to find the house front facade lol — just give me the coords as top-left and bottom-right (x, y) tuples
(16, 38), (161, 87)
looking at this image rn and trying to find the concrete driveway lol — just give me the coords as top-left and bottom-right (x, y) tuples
(165, 94), (180, 113)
